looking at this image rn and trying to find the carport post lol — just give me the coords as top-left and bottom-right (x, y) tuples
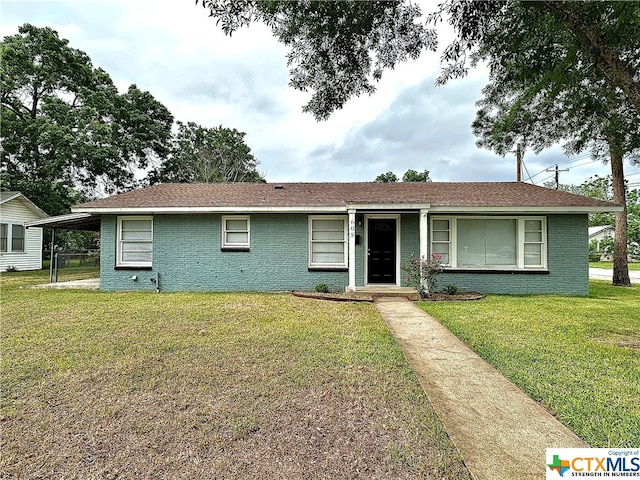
(49, 228), (55, 283)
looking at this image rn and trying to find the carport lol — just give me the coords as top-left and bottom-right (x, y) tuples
(25, 212), (101, 283)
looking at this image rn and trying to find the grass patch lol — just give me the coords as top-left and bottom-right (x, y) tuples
(1, 271), (469, 479)
(589, 261), (640, 270)
(418, 281), (640, 447)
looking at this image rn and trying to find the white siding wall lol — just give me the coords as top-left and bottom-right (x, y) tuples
(0, 199), (44, 271)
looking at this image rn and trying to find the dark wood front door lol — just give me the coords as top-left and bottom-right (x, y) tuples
(367, 218), (396, 284)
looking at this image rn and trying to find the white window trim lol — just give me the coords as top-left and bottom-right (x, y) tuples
(221, 215), (250, 249)
(430, 216), (547, 270)
(308, 215), (348, 269)
(117, 216), (153, 267)
(0, 223), (26, 254)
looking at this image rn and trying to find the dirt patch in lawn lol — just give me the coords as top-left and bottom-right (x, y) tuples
(1, 291), (471, 479)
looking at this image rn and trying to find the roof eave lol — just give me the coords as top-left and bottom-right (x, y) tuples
(72, 204), (622, 215)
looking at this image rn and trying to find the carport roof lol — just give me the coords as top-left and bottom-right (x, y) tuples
(24, 212), (101, 231)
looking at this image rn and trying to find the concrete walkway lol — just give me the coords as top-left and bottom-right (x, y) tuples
(32, 278), (100, 289)
(375, 297), (587, 480)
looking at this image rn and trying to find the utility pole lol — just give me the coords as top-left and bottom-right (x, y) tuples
(516, 143), (522, 182)
(545, 164), (569, 189)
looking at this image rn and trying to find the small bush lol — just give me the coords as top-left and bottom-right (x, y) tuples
(314, 283), (330, 293)
(441, 284), (458, 295)
(589, 253), (601, 262)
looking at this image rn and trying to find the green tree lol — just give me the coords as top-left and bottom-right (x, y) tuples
(431, 1), (640, 117)
(374, 171), (399, 183)
(151, 121), (264, 184)
(197, 0), (436, 120)
(374, 169), (431, 182)
(402, 169), (431, 182)
(461, 2), (640, 286)
(0, 24), (174, 215)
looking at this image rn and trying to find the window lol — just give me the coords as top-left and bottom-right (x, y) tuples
(431, 219), (450, 264)
(523, 219), (544, 267)
(1, 223), (24, 253)
(222, 216), (250, 249)
(309, 216), (347, 268)
(0, 223), (7, 252)
(117, 216), (153, 267)
(457, 219), (516, 267)
(11, 224), (25, 252)
(431, 217), (546, 269)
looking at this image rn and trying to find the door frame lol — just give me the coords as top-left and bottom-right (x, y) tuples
(364, 214), (401, 286)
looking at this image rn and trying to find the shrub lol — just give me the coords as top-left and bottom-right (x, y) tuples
(401, 254), (443, 299)
(314, 283), (330, 293)
(442, 284), (458, 295)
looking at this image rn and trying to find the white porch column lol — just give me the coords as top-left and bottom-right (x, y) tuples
(347, 209), (357, 291)
(419, 208), (429, 260)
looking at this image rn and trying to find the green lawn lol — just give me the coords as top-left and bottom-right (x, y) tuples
(590, 261), (640, 270)
(0, 270), (469, 479)
(419, 281), (640, 447)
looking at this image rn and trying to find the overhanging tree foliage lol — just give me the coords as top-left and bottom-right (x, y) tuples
(0, 24), (174, 215)
(430, 1), (640, 117)
(197, 0), (436, 120)
(150, 121), (264, 184)
(446, 1), (640, 286)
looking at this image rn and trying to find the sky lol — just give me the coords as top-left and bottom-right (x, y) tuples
(2, 0), (638, 187)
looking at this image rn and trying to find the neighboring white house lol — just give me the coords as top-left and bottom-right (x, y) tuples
(0, 192), (48, 271)
(588, 225), (615, 251)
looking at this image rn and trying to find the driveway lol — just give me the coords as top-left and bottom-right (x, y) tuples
(589, 267), (640, 284)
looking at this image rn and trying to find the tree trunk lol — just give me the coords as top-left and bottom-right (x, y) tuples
(610, 145), (631, 286)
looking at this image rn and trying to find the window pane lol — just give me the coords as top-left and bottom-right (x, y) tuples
(312, 252), (344, 264)
(226, 219), (247, 231)
(485, 219), (516, 265)
(524, 244), (542, 266)
(312, 242), (344, 253)
(11, 225), (25, 252)
(313, 219), (343, 231)
(432, 230), (449, 241)
(433, 220), (449, 231)
(525, 220), (542, 231)
(226, 232), (249, 244)
(525, 231), (542, 242)
(0, 224), (7, 252)
(457, 219), (516, 267)
(312, 230), (344, 241)
(121, 220), (152, 241)
(122, 251), (153, 263)
(121, 230), (152, 241)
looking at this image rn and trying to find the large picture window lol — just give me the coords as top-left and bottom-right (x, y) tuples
(309, 216), (347, 268)
(117, 216), (153, 267)
(431, 217), (546, 269)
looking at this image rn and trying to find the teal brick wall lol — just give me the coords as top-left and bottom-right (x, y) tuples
(101, 214), (348, 292)
(100, 213), (588, 294)
(400, 214), (420, 287)
(436, 214), (589, 295)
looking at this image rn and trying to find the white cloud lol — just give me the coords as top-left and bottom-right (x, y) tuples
(1, 0), (618, 186)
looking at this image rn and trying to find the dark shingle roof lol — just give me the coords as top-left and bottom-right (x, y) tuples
(73, 182), (620, 211)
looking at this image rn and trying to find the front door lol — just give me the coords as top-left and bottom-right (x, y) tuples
(367, 218), (397, 284)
